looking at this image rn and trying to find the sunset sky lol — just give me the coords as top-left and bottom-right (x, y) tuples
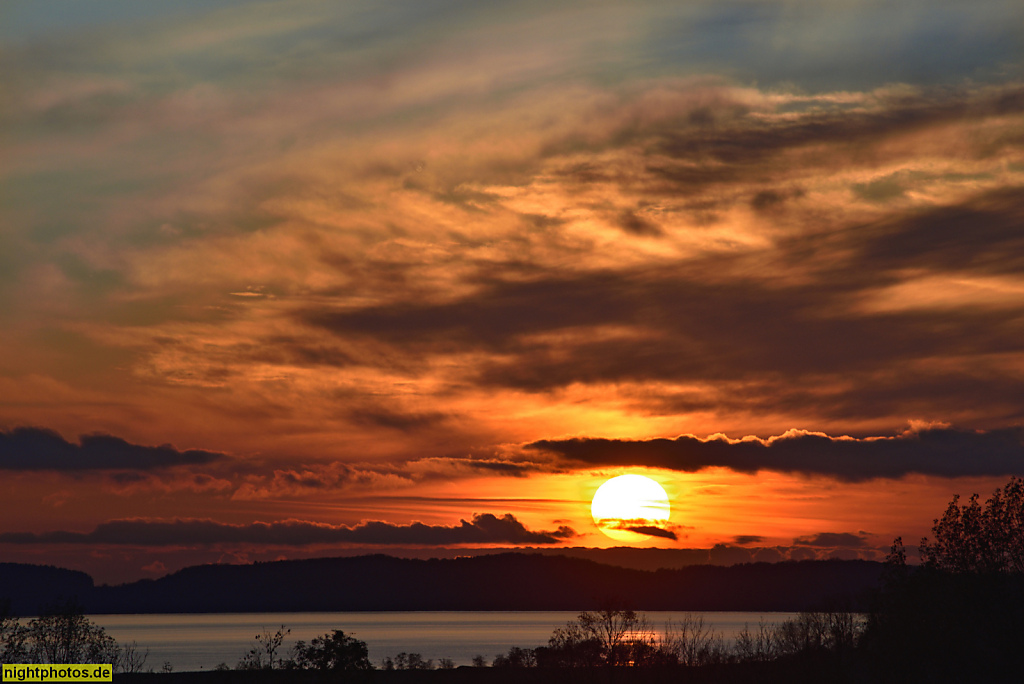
(2, 0), (1023, 584)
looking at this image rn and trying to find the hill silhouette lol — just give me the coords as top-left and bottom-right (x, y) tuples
(0, 562), (94, 613)
(0, 554), (883, 615)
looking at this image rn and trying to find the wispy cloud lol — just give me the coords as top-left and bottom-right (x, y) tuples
(5, 50), (1023, 452)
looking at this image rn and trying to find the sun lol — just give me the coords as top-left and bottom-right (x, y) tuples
(591, 474), (672, 542)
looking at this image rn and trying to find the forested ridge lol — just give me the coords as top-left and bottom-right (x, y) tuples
(0, 555), (882, 615)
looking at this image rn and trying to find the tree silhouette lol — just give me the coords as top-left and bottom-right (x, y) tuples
(863, 476), (1024, 682)
(26, 599), (119, 665)
(536, 608), (659, 667)
(0, 600), (28, 662)
(733, 618), (778, 663)
(536, 614), (604, 667)
(237, 625), (290, 670)
(119, 640), (149, 674)
(660, 613), (728, 666)
(290, 630), (371, 673)
(919, 476), (1024, 573)
(492, 646), (536, 668)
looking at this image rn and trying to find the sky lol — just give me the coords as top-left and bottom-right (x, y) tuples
(2, 0), (1023, 585)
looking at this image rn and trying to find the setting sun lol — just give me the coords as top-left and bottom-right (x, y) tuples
(591, 474), (672, 542)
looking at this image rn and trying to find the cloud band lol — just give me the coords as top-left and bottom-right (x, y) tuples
(528, 426), (1024, 481)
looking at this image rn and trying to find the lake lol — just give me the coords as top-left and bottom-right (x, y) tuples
(90, 611), (798, 672)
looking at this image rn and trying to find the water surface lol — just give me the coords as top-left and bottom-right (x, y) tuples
(93, 611), (797, 672)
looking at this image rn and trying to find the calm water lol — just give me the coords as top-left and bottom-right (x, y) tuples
(90, 611), (797, 672)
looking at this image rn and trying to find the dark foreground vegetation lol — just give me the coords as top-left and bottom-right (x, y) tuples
(3, 477), (1022, 682)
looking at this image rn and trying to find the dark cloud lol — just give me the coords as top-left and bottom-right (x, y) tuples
(268, 84), (1024, 434)
(0, 513), (577, 547)
(232, 456), (553, 500)
(299, 183), (1024, 423)
(854, 187), (1024, 276)
(301, 271), (634, 353)
(636, 162), (742, 196)
(752, 547), (785, 563)
(305, 262), (1012, 371)
(619, 525), (678, 540)
(789, 547), (819, 561)
(601, 518), (678, 540)
(750, 190), (787, 211)
(438, 459), (543, 477)
(794, 532), (868, 548)
(655, 86), (1024, 169)
(244, 336), (356, 368)
(527, 426), (1024, 482)
(395, 456), (552, 479)
(733, 535), (764, 545)
(0, 427), (224, 471)
(853, 177), (907, 203)
(616, 210), (664, 237)
(708, 543), (757, 565)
